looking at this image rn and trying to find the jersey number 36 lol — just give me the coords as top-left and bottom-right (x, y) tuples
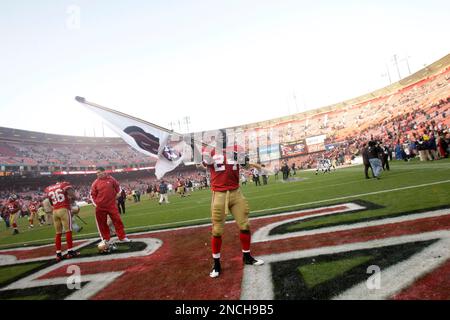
(48, 189), (66, 204)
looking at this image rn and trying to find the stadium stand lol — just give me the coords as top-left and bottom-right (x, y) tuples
(1, 54), (449, 205)
(0, 128), (155, 174)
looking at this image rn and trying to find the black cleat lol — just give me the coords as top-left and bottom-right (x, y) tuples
(65, 250), (81, 259)
(243, 254), (264, 266)
(56, 253), (63, 262)
(209, 258), (221, 278)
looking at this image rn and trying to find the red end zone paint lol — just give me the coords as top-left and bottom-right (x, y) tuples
(74, 212), (450, 299)
(391, 259), (450, 300)
(2, 205), (450, 300)
(252, 215), (450, 256)
(92, 227), (246, 300)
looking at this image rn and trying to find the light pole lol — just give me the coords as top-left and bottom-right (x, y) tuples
(183, 116), (191, 133)
(400, 55), (412, 75)
(381, 63), (392, 84)
(293, 91), (299, 113)
(392, 54), (402, 80)
(168, 121), (176, 131)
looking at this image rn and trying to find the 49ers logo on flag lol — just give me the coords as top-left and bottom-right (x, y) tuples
(75, 97), (186, 179)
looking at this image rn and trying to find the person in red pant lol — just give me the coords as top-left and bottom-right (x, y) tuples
(90, 167), (131, 247)
(45, 177), (80, 261)
(6, 195), (20, 235)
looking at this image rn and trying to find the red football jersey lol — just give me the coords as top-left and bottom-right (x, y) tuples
(44, 182), (73, 210)
(28, 201), (39, 213)
(6, 200), (20, 214)
(205, 146), (241, 192)
(90, 175), (120, 210)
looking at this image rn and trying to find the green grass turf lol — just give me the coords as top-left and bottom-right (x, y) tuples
(298, 255), (373, 289)
(0, 262), (47, 287)
(1, 158), (449, 249)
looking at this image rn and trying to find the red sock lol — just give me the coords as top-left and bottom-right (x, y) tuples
(66, 231), (73, 250)
(13, 223), (17, 228)
(211, 236), (222, 257)
(55, 233), (62, 252)
(240, 230), (251, 252)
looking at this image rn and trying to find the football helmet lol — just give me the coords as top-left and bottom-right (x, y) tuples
(97, 240), (109, 253)
(71, 204), (80, 214)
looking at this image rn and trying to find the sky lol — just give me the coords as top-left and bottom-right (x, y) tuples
(1, 0), (449, 137)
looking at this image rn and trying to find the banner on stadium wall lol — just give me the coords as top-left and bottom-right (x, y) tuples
(280, 139), (307, 158)
(259, 144), (281, 162)
(247, 150), (259, 163)
(305, 134), (326, 146)
(307, 143), (326, 153)
(305, 134), (326, 153)
(52, 166), (155, 175)
(325, 143), (341, 151)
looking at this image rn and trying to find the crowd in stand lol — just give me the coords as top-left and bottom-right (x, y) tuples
(0, 141), (152, 168)
(1, 68), (449, 220)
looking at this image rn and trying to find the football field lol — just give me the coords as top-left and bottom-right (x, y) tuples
(1, 159), (450, 300)
(1, 159), (449, 248)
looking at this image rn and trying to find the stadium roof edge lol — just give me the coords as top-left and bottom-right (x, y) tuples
(217, 53), (450, 131)
(0, 126), (125, 145)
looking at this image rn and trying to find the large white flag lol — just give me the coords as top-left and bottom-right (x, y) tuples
(75, 96), (186, 179)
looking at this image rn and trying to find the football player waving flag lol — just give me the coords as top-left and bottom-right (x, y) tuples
(200, 130), (264, 278)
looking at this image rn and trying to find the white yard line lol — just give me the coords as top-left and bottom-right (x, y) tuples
(251, 179), (450, 214)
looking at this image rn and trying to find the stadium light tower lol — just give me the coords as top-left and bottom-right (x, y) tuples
(168, 121), (175, 131)
(293, 91), (299, 113)
(400, 55), (412, 75)
(391, 54), (402, 80)
(286, 96), (291, 115)
(381, 63), (392, 85)
(183, 116), (191, 133)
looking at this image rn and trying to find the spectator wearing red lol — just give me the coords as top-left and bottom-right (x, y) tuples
(90, 167), (130, 244)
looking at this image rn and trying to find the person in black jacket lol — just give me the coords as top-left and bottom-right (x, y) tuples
(159, 180), (170, 205)
(380, 142), (390, 171)
(117, 188), (127, 214)
(281, 161), (290, 180)
(362, 144), (374, 179)
(367, 140), (383, 179)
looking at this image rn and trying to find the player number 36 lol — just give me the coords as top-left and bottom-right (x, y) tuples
(48, 189), (66, 203)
